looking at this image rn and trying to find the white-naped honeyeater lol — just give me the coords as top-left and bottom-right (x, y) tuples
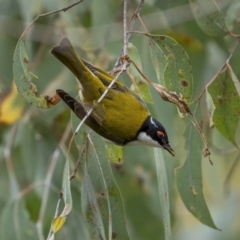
(51, 37), (175, 156)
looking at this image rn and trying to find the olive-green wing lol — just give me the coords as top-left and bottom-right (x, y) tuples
(81, 58), (146, 106)
(56, 89), (127, 145)
(81, 58), (127, 91)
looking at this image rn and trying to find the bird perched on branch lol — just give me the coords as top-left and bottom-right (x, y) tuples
(51, 37), (174, 156)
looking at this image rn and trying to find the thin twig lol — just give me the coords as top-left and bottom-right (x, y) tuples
(136, 13), (149, 33)
(19, 1), (84, 40)
(115, 0), (145, 67)
(123, 0), (128, 56)
(193, 37), (240, 103)
(128, 0), (145, 38)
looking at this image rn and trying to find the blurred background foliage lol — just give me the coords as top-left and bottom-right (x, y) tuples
(0, 0), (240, 239)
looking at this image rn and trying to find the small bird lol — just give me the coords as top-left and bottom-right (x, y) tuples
(51, 37), (175, 156)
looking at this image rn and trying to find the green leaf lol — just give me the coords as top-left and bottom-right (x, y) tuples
(226, 1), (240, 32)
(148, 34), (193, 104)
(50, 156), (72, 238)
(135, 81), (153, 104)
(207, 68), (240, 146)
(83, 137), (130, 240)
(176, 106), (219, 229)
(0, 200), (38, 240)
(128, 42), (142, 78)
(49, 155), (73, 238)
(81, 160), (107, 240)
(154, 149), (172, 240)
(61, 158), (72, 215)
(189, 0), (228, 37)
(128, 42), (153, 103)
(149, 37), (167, 86)
(13, 38), (50, 108)
(106, 143), (123, 163)
(71, 112), (130, 240)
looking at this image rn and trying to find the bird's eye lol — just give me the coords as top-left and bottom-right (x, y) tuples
(157, 131), (165, 138)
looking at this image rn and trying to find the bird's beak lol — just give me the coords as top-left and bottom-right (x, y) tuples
(163, 143), (175, 156)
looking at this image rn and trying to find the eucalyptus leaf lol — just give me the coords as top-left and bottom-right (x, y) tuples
(61, 158), (72, 215)
(0, 200), (38, 240)
(71, 112), (130, 240)
(13, 39), (50, 108)
(225, 1), (240, 32)
(147, 34), (193, 104)
(189, 0), (228, 37)
(81, 160), (107, 240)
(154, 148), (172, 240)
(106, 143), (123, 163)
(176, 106), (219, 229)
(207, 68), (240, 147)
(128, 42), (153, 103)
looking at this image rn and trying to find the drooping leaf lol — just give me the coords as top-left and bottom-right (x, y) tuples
(13, 38), (50, 108)
(81, 160), (107, 240)
(189, 0), (228, 37)
(0, 200), (38, 240)
(61, 158), (72, 216)
(207, 67), (240, 146)
(147, 34), (193, 104)
(176, 105), (219, 229)
(50, 157), (72, 237)
(154, 149), (172, 240)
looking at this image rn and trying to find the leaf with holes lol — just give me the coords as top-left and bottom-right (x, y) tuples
(13, 38), (52, 108)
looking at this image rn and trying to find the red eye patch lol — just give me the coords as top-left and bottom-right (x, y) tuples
(157, 131), (165, 137)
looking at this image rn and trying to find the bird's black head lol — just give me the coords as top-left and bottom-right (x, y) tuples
(137, 116), (175, 156)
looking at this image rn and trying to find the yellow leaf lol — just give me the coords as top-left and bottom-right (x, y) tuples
(0, 83), (24, 124)
(51, 216), (66, 233)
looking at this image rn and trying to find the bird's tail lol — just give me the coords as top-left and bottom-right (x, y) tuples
(51, 37), (91, 84)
